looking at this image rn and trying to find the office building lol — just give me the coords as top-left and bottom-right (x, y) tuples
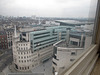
(52, 29), (92, 74)
(12, 25), (68, 71)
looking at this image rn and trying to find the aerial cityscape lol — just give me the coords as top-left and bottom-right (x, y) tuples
(0, 0), (97, 75)
(0, 15), (94, 75)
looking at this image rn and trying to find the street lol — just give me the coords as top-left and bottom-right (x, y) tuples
(31, 58), (53, 75)
(0, 49), (13, 72)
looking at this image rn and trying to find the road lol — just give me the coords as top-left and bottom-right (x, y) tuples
(31, 58), (53, 75)
(0, 49), (13, 72)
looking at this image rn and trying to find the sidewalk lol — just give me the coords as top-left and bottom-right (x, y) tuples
(1, 59), (53, 75)
(31, 59), (53, 75)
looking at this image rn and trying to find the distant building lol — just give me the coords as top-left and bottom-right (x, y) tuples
(0, 31), (8, 49)
(0, 25), (4, 31)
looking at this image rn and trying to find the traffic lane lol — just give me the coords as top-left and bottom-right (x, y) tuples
(0, 55), (13, 72)
(0, 50), (12, 61)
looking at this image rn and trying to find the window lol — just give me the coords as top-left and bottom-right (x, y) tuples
(28, 66), (29, 69)
(32, 65), (34, 67)
(22, 60), (23, 63)
(25, 67), (26, 70)
(24, 60), (26, 62)
(20, 67), (21, 70)
(21, 57), (23, 59)
(71, 52), (76, 55)
(70, 59), (75, 61)
(52, 61), (57, 66)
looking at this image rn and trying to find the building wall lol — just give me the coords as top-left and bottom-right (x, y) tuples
(0, 31), (8, 49)
(12, 26), (69, 71)
(6, 30), (14, 49)
(30, 26), (67, 52)
(52, 31), (92, 74)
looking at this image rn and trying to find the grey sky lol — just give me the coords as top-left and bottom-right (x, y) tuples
(0, 0), (97, 18)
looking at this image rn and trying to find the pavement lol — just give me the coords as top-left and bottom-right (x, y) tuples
(0, 58), (53, 75)
(31, 58), (53, 75)
(0, 49), (13, 72)
(0, 48), (53, 75)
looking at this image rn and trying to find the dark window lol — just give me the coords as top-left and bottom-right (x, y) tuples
(71, 52), (76, 55)
(52, 61), (57, 66)
(15, 64), (18, 69)
(28, 66), (29, 69)
(34, 32), (50, 36)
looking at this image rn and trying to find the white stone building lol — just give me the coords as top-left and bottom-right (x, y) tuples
(12, 26), (53, 71)
(52, 30), (92, 74)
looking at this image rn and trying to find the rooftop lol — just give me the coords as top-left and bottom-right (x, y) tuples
(0, 31), (6, 35)
(55, 41), (82, 48)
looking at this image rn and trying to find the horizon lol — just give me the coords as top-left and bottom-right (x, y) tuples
(0, 0), (97, 18)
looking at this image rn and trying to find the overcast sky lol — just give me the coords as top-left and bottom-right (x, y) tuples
(0, 0), (97, 18)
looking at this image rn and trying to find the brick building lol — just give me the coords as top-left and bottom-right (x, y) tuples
(0, 31), (8, 49)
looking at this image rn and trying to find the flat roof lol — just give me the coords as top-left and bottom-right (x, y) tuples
(55, 41), (82, 48)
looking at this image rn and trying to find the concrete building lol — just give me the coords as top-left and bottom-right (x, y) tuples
(52, 29), (92, 74)
(12, 25), (68, 71)
(5, 29), (14, 49)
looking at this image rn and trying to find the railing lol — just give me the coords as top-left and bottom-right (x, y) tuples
(60, 45), (98, 75)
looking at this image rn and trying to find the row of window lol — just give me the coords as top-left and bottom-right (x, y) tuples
(19, 59), (32, 63)
(34, 36), (57, 44)
(17, 64), (38, 70)
(7, 32), (12, 34)
(18, 51), (31, 55)
(0, 46), (8, 49)
(18, 43), (28, 46)
(34, 39), (57, 48)
(18, 47), (28, 50)
(33, 32), (50, 36)
(19, 56), (31, 59)
(19, 66), (29, 70)
(34, 35), (50, 40)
